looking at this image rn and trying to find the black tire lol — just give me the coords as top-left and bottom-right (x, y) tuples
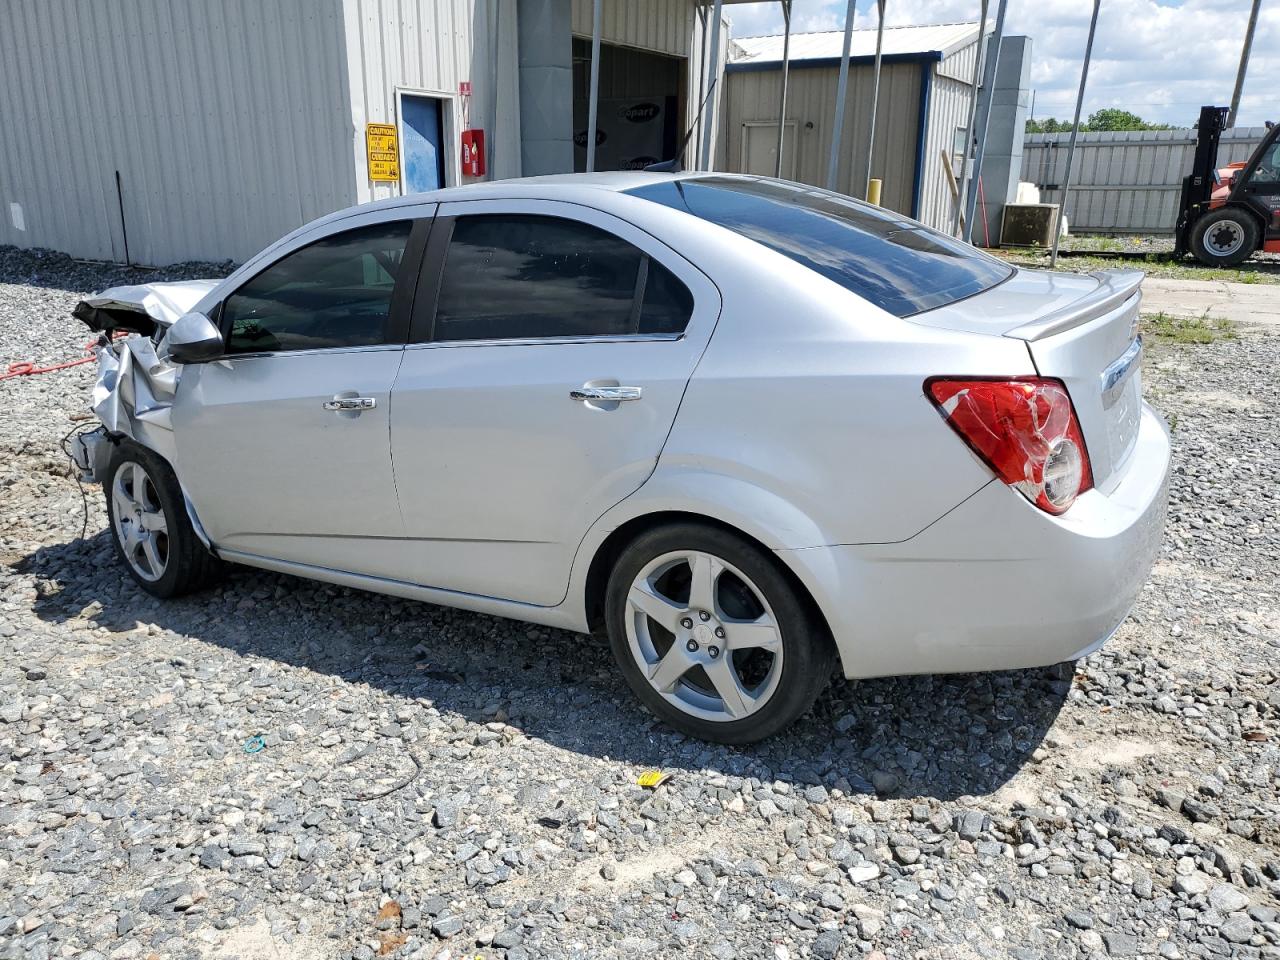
(104, 440), (224, 598)
(605, 522), (835, 744)
(1190, 207), (1260, 267)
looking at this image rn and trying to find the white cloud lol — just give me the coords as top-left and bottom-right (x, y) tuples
(723, 0), (1277, 128)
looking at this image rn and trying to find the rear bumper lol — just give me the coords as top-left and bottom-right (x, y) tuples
(786, 402), (1171, 679)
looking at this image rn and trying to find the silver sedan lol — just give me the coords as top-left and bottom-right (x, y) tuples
(73, 173), (1170, 743)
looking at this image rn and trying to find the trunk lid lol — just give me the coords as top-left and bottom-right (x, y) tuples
(912, 268), (1144, 491)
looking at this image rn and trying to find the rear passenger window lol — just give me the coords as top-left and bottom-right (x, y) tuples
(222, 220), (412, 354)
(432, 214), (693, 341)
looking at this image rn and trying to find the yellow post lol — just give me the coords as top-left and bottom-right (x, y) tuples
(867, 178), (883, 206)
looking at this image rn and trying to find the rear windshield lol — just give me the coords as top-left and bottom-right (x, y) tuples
(626, 176), (1012, 318)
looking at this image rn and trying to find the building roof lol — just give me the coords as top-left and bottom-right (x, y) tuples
(729, 21), (982, 67)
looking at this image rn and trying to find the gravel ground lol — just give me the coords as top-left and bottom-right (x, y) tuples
(2, 244), (1279, 960)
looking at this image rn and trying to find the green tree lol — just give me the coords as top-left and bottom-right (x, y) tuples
(1028, 110), (1173, 134)
(1026, 117), (1075, 134)
(1085, 108), (1170, 131)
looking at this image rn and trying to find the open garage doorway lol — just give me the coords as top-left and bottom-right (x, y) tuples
(572, 40), (684, 172)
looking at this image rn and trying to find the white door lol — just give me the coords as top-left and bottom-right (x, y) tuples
(172, 217), (424, 576)
(389, 199), (721, 605)
(742, 122), (796, 180)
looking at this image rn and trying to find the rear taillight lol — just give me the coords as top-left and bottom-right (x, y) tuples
(926, 377), (1093, 515)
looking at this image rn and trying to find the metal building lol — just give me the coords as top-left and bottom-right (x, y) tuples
(719, 21), (1025, 233)
(0, 3), (1032, 264)
(0, 0), (726, 264)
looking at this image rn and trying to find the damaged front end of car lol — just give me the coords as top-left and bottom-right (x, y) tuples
(68, 279), (219, 486)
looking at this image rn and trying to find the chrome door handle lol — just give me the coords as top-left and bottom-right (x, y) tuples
(570, 386), (643, 402)
(323, 396), (376, 411)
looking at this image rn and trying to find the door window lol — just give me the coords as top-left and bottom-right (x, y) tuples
(222, 220), (413, 354)
(1251, 141), (1279, 184)
(432, 214), (693, 342)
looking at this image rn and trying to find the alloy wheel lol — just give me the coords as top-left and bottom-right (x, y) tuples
(624, 549), (784, 722)
(111, 461), (170, 582)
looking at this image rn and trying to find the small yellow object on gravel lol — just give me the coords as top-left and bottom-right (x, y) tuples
(636, 770), (671, 789)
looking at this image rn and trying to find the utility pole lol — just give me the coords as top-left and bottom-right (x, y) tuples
(1228, 0), (1262, 128)
(585, 0), (602, 172)
(826, 0), (858, 191)
(951, 0), (989, 237)
(700, 0), (725, 170)
(864, 0), (887, 199)
(1049, 0), (1101, 268)
(962, 0), (1007, 242)
(775, 0), (792, 177)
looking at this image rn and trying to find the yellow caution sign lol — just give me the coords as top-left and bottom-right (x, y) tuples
(366, 123), (400, 182)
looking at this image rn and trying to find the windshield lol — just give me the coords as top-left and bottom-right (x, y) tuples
(627, 176), (1013, 318)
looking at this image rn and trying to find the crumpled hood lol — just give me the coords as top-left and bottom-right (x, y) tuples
(74, 279), (219, 337)
(75, 280), (218, 462)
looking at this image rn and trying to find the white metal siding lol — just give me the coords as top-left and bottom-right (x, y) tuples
(570, 0), (693, 58)
(341, 0), (522, 202)
(733, 22), (978, 64)
(920, 70), (975, 231)
(0, 0), (354, 264)
(936, 35), (979, 82)
(1022, 128), (1269, 234)
(719, 61), (923, 217)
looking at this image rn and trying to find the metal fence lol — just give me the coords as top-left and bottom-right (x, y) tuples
(1021, 127), (1268, 235)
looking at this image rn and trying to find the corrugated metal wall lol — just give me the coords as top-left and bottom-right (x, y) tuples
(0, 0), (355, 265)
(919, 70), (973, 231)
(1022, 127), (1268, 234)
(0, 0), (711, 262)
(570, 0), (693, 58)
(342, 0), (522, 203)
(936, 35), (979, 82)
(719, 61), (923, 219)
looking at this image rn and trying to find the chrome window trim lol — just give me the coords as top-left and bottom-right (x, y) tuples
(214, 343), (406, 362)
(405, 332), (685, 351)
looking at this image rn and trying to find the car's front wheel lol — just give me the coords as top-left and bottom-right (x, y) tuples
(105, 441), (223, 598)
(605, 523), (834, 743)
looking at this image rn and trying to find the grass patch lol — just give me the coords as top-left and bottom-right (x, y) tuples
(994, 250), (1280, 284)
(1142, 311), (1236, 344)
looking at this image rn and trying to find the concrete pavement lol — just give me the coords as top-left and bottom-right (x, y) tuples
(1140, 276), (1278, 328)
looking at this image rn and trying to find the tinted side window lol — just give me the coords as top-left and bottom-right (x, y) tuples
(1252, 142), (1279, 183)
(223, 220), (412, 354)
(433, 214), (693, 341)
(627, 177), (1013, 318)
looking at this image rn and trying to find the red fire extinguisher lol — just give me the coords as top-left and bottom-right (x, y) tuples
(461, 130), (485, 177)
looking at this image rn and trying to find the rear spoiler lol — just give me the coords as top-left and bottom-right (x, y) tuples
(1006, 270), (1144, 342)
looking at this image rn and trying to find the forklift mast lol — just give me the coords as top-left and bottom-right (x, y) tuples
(1174, 106), (1230, 257)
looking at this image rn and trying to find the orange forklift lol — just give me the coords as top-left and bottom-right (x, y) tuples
(1175, 105), (1280, 267)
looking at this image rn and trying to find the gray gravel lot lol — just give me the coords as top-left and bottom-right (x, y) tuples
(2, 245), (1278, 960)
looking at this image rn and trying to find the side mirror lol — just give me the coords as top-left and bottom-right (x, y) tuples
(163, 312), (223, 363)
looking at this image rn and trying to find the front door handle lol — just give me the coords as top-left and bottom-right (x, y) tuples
(570, 386), (643, 402)
(323, 396), (377, 412)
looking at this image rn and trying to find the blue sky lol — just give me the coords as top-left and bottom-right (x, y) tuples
(723, 0), (1277, 128)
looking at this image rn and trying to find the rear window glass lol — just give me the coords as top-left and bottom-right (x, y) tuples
(626, 177), (1012, 317)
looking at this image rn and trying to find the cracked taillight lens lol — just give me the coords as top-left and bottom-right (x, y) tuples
(927, 377), (1093, 515)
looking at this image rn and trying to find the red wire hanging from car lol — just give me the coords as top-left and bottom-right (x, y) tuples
(1, 333), (126, 382)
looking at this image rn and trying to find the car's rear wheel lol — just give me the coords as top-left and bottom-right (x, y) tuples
(605, 523), (834, 743)
(1190, 207), (1259, 267)
(105, 441), (223, 598)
